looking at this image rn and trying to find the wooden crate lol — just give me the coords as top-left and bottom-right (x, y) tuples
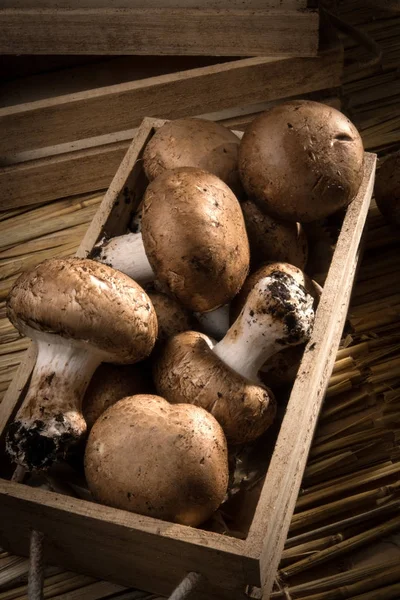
(0, 2), (318, 57)
(0, 118), (376, 600)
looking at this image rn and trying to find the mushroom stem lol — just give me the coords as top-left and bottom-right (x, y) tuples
(213, 274), (314, 382)
(95, 233), (154, 284)
(7, 335), (101, 470)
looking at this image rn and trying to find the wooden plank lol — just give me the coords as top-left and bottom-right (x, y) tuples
(245, 153), (377, 598)
(0, 479), (257, 599)
(0, 141), (128, 208)
(2, 0), (306, 7)
(0, 8), (319, 57)
(0, 90), (342, 210)
(0, 48), (342, 157)
(0, 56), (227, 109)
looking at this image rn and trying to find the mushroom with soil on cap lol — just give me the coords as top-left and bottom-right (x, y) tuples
(84, 394), (229, 527)
(143, 117), (242, 195)
(230, 262), (321, 389)
(6, 257), (157, 471)
(154, 271), (315, 445)
(93, 167), (250, 314)
(241, 198), (308, 271)
(239, 100), (365, 222)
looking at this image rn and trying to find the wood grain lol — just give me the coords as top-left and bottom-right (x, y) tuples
(0, 8), (318, 57)
(2, 0), (306, 7)
(0, 479), (258, 599)
(0, 47), (342, 157)
(245, 153), (377, 598)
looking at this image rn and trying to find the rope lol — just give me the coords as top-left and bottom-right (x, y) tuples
(28, 530), (45, 600)
(168, 572), (203, 600)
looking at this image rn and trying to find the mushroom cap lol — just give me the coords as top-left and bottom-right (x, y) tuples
(147, 291), (194, 343)
(82, 363), (155, 431)
(84, 394), (229, 526)
(241, 199), (308, 270)
(143, 118), (241, 194)
(375, 153), (400, 226)
(154, 331), (276, 445)
(239, 100), (365, 222)
(141, 167), (250, 312)
(230, 261), (321, 323)
(7, 258), (157, 364)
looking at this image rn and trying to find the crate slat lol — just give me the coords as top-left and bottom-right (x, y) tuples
(0, 8), (318, 57)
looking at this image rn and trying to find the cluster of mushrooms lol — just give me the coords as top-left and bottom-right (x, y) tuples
(6, 100), (365, 528)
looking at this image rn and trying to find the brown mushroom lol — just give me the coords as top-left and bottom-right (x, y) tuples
(84, 394), (229, 526)
(375, 152), (400, 226)
(239, 100), (365, 222)
(154, 272), (315, 445)
(147, 291), (195, 343)
(95, 167), (250, 313)
(230, 262), (321, 389)
(6, 257), (157, 470)
(241, 198), (308, 270)
(82, 363), (154, 431)
(143, 118), (242, 194)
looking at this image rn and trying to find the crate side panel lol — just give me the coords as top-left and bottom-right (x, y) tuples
(245, 153), (377, 597)
(0, 479), (259, 597)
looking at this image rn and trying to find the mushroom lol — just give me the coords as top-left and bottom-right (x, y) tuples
(147, 291), (195, 344)
(230, 262), (321, 322)
(154, 271), (315, 445)
(239, 100), (365, 222)
(241, 198), (308, 270)
(83, 363), (155, 431)
(374, 152), (400, 227)
(143, 118), (242, 195)
(94, 167), (250, 313)
(6, 257), (157, 470)
(230, 262), (321, 389)
(84, 394), (229, 527)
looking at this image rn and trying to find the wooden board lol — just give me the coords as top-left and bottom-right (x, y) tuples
(0, 118), (376, 599)
(0, 90), (342, 210)
(0, 49), (339, 156)
(0, 8), (318, 57)
(2, 0), (307, 7)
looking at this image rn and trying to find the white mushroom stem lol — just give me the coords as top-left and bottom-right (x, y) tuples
(95, 233), (154, 284)
(195, 305), (230, 340)
(7, 331), (102, 470)
(212, 274), (314, 382)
